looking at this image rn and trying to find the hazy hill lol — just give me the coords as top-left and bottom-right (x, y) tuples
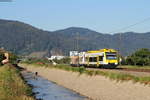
(0, 19), (150, 57)
(0, 19), (54, 55)
(55, 27), (150, 55)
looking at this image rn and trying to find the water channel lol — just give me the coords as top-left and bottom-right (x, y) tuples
(22, 71), (88, 100)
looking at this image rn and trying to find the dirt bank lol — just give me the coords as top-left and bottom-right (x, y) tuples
(20, 64), (150, 100)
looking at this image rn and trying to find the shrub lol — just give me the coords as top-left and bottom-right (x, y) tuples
(53, 57), (70, 64)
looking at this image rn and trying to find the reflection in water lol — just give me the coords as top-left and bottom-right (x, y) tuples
(22, 72), (88, 100)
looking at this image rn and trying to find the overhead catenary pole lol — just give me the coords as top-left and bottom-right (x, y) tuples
(76, 32), (79, 52)
(119, 32), (122, 65)
(76, 32), (80, 66)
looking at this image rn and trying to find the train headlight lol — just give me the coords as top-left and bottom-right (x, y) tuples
(115, 62), (118, 65)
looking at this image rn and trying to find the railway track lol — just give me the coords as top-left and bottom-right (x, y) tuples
(86, 67), (150, 73)
(117, 68), (150, 73)
(86, 67), (150, 77)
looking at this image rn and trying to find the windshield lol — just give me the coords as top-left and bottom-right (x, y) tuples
(106, 52), (117, 60)
(106, 55), (117, 60)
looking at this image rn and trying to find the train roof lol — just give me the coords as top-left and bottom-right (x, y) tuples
(87, 49), (117, 53)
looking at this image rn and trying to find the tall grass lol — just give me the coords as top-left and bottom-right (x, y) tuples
(0, 64), (35, 100)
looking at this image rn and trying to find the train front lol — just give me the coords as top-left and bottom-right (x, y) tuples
(103, 49), (119, 68)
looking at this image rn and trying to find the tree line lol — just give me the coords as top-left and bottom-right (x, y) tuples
(122, 48), (150, 66)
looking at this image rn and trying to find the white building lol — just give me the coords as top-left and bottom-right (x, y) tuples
(48, 55), (65, 60)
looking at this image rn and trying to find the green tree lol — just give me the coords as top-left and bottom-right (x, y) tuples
(126, 48), (150, 66)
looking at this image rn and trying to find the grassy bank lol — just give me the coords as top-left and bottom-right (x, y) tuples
(52, 64), (150, 85)
(22, 62), (150, 85)
(0, 64), (35, 100)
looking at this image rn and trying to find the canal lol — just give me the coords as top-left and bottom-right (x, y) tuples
(22, 71), (88, 100)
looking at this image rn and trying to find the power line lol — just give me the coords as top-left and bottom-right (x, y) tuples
(108, 17), (150, 34)
(108, 17), (150, 61)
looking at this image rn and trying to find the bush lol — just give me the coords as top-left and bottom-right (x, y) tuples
(22, 57), (51, 65)
(53, 57), (70, 64)
(9, 53), (19, 64)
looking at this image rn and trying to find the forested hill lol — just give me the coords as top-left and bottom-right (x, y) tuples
(0, 19), (150, 57)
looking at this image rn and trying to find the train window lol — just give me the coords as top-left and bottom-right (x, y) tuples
(106, 55), (117, 60)
(93, 57), (97, 62)
(106, 52), (117, 60)
(89, 57), (93, 62)
(99, 56), (103, 61)
(89, 57), (97, 62)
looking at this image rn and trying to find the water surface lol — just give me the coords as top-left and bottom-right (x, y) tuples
(22, 71), (88, 100)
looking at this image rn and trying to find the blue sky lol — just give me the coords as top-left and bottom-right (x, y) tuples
(0, 0), (150, 33)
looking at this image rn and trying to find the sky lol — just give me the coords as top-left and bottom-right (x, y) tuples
(0, 0), (150, 34)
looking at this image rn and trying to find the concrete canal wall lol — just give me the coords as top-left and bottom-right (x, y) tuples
(20, 64), (150, 100)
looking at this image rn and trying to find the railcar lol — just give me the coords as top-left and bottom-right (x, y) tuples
(70, 49), (119, 68)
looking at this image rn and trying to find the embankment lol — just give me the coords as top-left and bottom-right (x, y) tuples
(20, 64), (150, 100)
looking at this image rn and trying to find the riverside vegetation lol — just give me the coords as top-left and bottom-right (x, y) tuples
(0, 64), (35, 100)
(0, 49), (35, 100)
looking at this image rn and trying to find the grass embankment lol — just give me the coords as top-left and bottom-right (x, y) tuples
(22, 61), (150, 85)
(0, 64), (35, 100)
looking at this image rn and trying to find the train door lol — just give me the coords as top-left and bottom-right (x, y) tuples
(98, 53), (104, 66)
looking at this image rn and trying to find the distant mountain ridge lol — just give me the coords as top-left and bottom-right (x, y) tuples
(0, 19), (150, 57)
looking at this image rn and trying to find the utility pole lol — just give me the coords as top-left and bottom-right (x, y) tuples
(119, 32), (122, 66)
(76, 32), (80, 66)
(76, 32), (79, 52)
